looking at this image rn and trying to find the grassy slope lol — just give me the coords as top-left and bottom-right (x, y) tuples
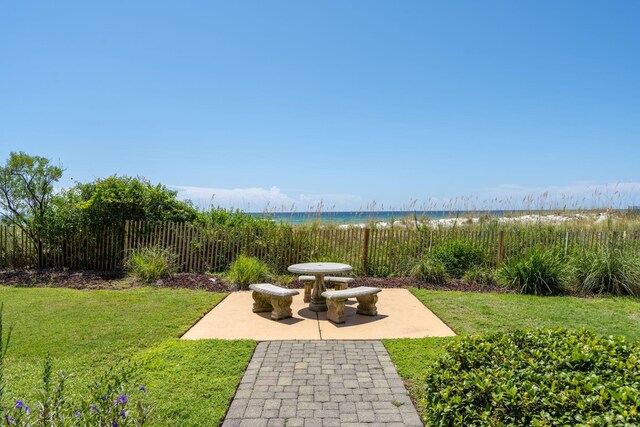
(0, 287), (255, 426)
(384, 289), (640, 417)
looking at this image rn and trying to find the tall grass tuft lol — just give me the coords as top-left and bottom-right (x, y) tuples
(411, 257), (449, 285)
(125, 246), (178, 283)
(571, 248), (640, 296)
(463, 266), (498, 286)
(498, 249), (567, 295)
(228, 255), (272, 289)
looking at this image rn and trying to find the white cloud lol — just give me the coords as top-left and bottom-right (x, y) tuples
(170, 185), (362, 212)
(171, 181), (640, 212)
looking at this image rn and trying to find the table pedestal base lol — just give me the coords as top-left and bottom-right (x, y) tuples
(309, 275), (328, 312)
(309, 300), (327, 312)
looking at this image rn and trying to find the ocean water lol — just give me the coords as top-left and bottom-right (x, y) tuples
(251, 210), (512, 225)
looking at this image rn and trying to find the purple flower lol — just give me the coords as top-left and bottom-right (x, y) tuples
(111, 421), (118, 427)
(118, 394), (128, 405)
(139, 385), (147, 393)
(15, 400), (24, 409)
(25, 406), (31, 415)
(73, 410), (81, 418)
(120, 410), (126, 419)
(90, 403), (99, 413)
(6, 415), (13, 424)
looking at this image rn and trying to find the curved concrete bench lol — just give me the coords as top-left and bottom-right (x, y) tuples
(249, 283), (299, 321)
(299, 275), (355, 302)
(325, 276), (355, 290)
(321, 286), (381, 324)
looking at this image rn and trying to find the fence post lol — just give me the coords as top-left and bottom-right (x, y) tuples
(362, 228), (370, 274)
(564, 231), (569, 255)
(497, 230), (505, 266)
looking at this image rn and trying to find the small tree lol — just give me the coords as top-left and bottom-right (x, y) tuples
(0, 152), (63, 268)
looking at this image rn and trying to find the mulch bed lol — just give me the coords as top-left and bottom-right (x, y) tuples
(0, 270), (125, 289)
(0, 270), (511, 293)
(0, 270), (228, 292)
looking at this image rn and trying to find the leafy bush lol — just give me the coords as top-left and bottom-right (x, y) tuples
(196, 208), (274, 230)
(498, 249), (566, 295)
(411, 257), (449, 285)
(227, 255), (271, 289)
(47, 175), (199, 234)
(463, 265), (497, 285)
(571, 248), (640, 296)
(422, 328), (640, 426)
(125, 246), (178, 283)
(431, 241), (486, 278)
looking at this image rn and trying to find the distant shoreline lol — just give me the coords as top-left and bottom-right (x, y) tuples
(248, 209), (629, 226)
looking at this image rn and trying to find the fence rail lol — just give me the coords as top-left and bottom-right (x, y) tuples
(1, 222), (640, 274)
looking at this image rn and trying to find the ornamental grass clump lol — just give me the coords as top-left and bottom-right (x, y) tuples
(411, 257), (449, 285)
(462, 265), (497, 286)
(422, 328), (640, 426)
(570, 247), (640, 296)
(228, 255), (271, 289)
(125, 246), (178, 283)
(498, 249), (567, 295)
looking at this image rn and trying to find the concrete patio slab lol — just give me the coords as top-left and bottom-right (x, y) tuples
(181, 291), (322, 340)
(181, 288), (456, 340)
(318, 288), (456, 339)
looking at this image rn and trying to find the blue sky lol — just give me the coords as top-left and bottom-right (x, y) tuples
(1, 1), (639, 212)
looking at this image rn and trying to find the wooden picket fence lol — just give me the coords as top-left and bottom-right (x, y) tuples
(2, 221), (640, 274)
(0, 225), (124, 270)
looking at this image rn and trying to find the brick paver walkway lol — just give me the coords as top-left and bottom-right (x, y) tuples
(222, 340), (423, 426)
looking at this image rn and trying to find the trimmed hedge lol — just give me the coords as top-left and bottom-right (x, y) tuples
(422, 328), (640, 426)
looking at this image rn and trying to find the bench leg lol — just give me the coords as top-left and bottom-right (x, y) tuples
(356, 294), (378, 316)
(270, 296), (293, 320)
(334, 283), (348, 291)
(271, 296), (293, 320)
(252, 291), (272, 313)
(326, 298), (346, 324)
(303, 282), (312, 303)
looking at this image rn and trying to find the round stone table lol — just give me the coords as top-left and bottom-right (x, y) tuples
(287, 262), (353, 312)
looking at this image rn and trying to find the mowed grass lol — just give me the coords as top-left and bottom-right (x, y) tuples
(384, 288), (640, 417)
(410, 288), (640, 339)
(0, 286), (255, 426)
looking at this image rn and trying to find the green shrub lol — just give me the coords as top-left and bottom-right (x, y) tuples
(431, 241), (485, 278)
(411, 257), (449, 285)
(228, 255), (271, 289)
(273, 274), (293, 287)
(498, 249), (566, 295)
(463, 265), (497, 285)
(125, 246), (178, 283)
(571, 248), (640, 296)
(422, 328), (640, 426)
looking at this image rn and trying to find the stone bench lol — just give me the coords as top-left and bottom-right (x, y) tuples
(298, 275), (355, 302)
(249, 283), (299, 321)
(321, 287), (382, 324)
(325, 276), (355, 290)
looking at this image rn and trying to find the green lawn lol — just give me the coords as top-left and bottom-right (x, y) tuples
(384, 288), (640, 419)
(0, 286), (255, 426)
